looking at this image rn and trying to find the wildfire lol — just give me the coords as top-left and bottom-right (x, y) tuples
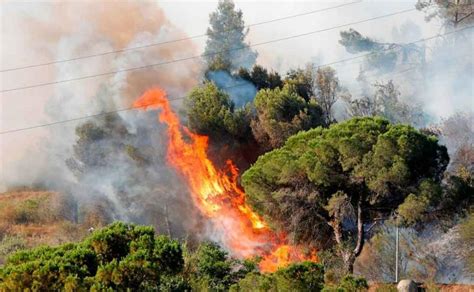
(134, 88), (316, 272)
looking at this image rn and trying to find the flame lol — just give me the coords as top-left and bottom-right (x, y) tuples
(134, 88), (316, 272)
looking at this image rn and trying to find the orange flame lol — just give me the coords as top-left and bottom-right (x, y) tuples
(134, 88), (316, 272)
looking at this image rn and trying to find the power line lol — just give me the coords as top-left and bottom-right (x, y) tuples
(1, 8), (416, 93)
(0, 1), (362, 73)
(0, 83), (246, 134)
(1, 25), (471, 135)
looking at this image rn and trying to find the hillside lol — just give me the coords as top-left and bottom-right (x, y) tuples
(0, 189), (89, 264)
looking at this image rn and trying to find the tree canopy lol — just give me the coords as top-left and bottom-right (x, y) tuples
(204, 0), (257, 72)
(250, 84), (324, 149)
(242, 117), (449, 273)
(185, 81), (252, 140)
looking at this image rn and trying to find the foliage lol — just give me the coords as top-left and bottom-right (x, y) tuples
(344, 80), (424, 127)
(251, 84), (324, 149)
(322, 275), (368, 292)
(186, 242), (258, 291)
(458, 212), (474, 273)
(66, 113), (139, 178)
(0, 236), (26, 265)
(416, 0), (474, 28)
(204, 0), (257, 71)
(185, 81), (252, 140)
(242, 117), (449, 272)
(314, 67), (341, 124)
(238, 65), (283, 90)
(0, 222), (185, 291)
(284, 65), (341, 124)
(339, 29), (424, 74)
(231, 261), (325, 292)
(284, 66), (315, 101)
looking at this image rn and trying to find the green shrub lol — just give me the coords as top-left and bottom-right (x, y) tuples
(322, 275), (368, 292)
(231, 261), (325, 292)
(0, 222), (185, 291)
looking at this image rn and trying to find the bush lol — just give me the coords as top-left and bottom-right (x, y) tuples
(231, 261), (325, 292)
(0, 235), (26, 265)
(0, 222), (185, 291)
(322, 275), (368, 292)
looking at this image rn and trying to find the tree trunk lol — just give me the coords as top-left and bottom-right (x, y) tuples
(331, 196), (365, 274)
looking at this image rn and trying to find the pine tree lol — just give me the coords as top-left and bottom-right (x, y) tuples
(204, 0), (257, 72)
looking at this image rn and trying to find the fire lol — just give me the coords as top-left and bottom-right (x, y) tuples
(134, 88), (316, 272)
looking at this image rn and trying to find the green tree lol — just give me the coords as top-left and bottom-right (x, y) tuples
(242, 117), (449, 273)
(284, 66), (315, 101)
(204, 0), (257, 72)
(251, 84), (324, 149)
(238, 65), (283, 90)
(185, 81), (252, 140)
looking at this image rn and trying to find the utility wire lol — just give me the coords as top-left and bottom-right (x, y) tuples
(0, 1), (362, 73)
(1, 25), (471, 135)
(1, 7), (417, 93)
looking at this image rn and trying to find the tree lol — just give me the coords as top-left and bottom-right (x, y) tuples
(284, 66), (315, 101)
(250, 84), (324, 149)
(185, 81), (252, 140)
(237, 65), (283, 90)
(314, 67), (341, 124)
(439, 112), (474, 173)
(242, 117), (449, 273)
(416, 0), (474, 28)
(344, 80), (424, 126)
(204, 0), (257, 72)
(339, 29), (425, 75)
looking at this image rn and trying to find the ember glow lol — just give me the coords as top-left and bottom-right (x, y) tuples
(134, 88), (316, 272)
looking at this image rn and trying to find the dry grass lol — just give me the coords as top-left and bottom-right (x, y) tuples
(0, 190), (89, 262)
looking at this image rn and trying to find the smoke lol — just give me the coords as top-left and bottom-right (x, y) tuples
(1, 1), (204, 237)
(207, 70), (257, 107)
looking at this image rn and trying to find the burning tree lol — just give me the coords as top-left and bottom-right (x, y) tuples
(134, 88), (316, 273)
(242, 117), (449, 273)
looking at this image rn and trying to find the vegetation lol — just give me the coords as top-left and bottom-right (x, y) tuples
(185, 81), (252, 140)
(1, 222), (364, 291)
(242, 117), (449, 273)
(204, 0), (257, 72)
(251, 84), (324, 149)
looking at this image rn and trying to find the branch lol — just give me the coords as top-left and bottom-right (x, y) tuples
(353, 196), (365, 257)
